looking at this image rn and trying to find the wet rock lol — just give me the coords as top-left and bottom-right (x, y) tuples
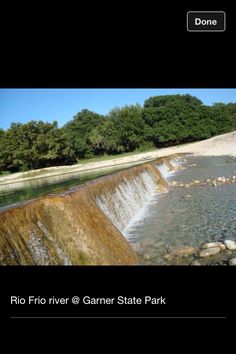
(201, 242), (225, 250)
(142, 239), (156, 247)
(171, 181), (178, 186)
(163, 253), (173, 260)
(154, 246), (167, 255)
(229, 258), (236, 265)
(169, 246), (197, 257)
(143, 245), (166, 259)
(153, 255), (166, 265)
(142, 259), (154, 265)
(154, 240), (165, 248)
(191, 260), (201, 266)
(143, 254), (151, 260)
(130, 242), (143, 255)
(199, 247), (221, 257)
(224, 240), (236, 250)
(167, 256), (194, 265)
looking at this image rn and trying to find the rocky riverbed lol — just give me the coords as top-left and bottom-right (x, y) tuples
(170, 176), (236, 188)
(131, 239), (236, 266)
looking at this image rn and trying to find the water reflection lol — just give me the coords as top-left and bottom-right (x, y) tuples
(0, 165), (132, 210)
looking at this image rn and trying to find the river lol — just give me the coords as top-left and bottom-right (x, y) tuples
(125, 155), (236, 263)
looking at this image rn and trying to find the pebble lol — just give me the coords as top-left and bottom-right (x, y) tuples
(130, 242), (143, 255)
(171, 181), (178, 186)
(191, 260), (201, 266)
(170, 176), (236, 189)
(169, 246), (197, 257)
(163, 253), (172, 260)
(154, 240), (165, 248)
(143, 254), (151, 260)
(199, 247), (221, 257)
(229, 258), (236, 266)
(201, 242), (224, 249)
(224, 240), (236, 250)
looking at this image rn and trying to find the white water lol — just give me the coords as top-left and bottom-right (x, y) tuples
(95, 170), (158, 235)
(156, 163), (171, 179)
(95, 158), (183, 240)
(96, 158), (184, 241)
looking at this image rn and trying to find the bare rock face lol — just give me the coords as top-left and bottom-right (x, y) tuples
(199, 247), (221, 257)
(224, 240), (236, 250)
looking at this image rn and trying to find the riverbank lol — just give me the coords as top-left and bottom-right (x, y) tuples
(0, 131), (235, 185)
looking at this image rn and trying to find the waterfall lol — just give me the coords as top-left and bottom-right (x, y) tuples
(0, 155), (182, 265)
(156, 162), (172, 179)
(95, 170), (158, 234)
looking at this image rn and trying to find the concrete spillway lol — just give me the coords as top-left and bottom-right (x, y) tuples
(0, 155), (180, 265)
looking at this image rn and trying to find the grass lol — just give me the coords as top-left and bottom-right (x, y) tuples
(78, 146), (158, 165)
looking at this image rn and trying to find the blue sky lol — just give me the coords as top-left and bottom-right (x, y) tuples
(0, 89), (236, 130)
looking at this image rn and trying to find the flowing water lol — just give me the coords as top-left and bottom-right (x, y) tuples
(1, 154), (236, 265)
(0, 164), (138, 211)
(126, 156), (236, 251)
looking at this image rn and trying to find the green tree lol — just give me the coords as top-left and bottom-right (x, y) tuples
(144, 94), (203, 109)
(108, 104), (145, 152)
(0, 121), (69, 172)
(63, 109), (105, 159)
(142, 95), (234, 146)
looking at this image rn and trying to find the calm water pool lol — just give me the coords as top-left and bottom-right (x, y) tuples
(0, 165), (132, 211)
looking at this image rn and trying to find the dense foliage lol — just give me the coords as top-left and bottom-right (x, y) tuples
(0, 95), (235, 173)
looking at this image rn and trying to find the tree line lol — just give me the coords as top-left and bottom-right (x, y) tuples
(0, 94), (235, 173)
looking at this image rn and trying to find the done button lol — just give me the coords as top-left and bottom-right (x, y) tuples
(187, 11), (226, 32)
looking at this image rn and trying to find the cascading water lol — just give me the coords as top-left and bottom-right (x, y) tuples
(95, 170), (158, 234)
(0, 155), (182, 265)
(156, 163), (171, 179)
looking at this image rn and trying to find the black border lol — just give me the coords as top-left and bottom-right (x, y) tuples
(0, 2), (236, 328)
